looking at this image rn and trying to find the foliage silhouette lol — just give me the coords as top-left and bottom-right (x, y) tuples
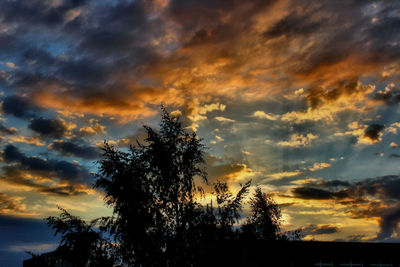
(38, 107), (300, 267)
(45, 207), (116, 267)
(241, 187), (282, 240)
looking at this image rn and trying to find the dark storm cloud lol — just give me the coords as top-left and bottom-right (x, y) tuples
(377, 208), (400, 240)
(78, 1), (147, 56)
(302, 224), (339, 236)
(292, 175), (400, 240)
(353, 175), (400, 200)
(0, 123), (17, 135)
(49, 140), (100, 159)
(57, 59), (112, 86)
(0, 0), (398, 122)
(363, 124), (385, 142)
(257, 0), (400, 106)
(292, 175), (400, 201)
(28, 117), (67, 138)
(318, 180), (351, 187)
(368, 16), (400, 45)
(2, 95), (40, 119)
(41, 185), (86, 196)
(0, 0), (165, 119)
(3, 144), (92, 184)
(292, 187), (348, 200)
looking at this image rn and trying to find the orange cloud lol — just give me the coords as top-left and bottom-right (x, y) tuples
(278, 133), (318, 147)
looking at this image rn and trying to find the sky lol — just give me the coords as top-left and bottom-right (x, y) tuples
(1, 0), (400, 265)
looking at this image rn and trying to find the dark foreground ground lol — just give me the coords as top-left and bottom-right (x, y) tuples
(24, 240), (400, 266)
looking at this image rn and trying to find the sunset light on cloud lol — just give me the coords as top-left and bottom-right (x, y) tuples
(1, 0), (400, 265)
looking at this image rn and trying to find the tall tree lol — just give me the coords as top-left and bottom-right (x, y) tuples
(39, 107), (299, 267)
(94, 107), (208, 266)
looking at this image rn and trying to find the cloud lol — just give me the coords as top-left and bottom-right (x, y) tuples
(334, 121), (367, 138)
(292, 175), (400, 201)
(3, 144), (92, 185)
(372, 87), (400, 106)
(2, 169), (90, 197)
(103, 128), (149, 148)
(291, 175), (400, 240)
(266, 171), (301, 180)
(186, 100), (226, 122)
(0, 192), (27, 215)
(78, 119), (106, 136)
(0, 0), (398, 126)
(281, 82), (376, 123)
(1, 0), (400, 243)
(8, 135), (44, 146)
(335, 122), (385, 145)
(0, 0), (87, 27)
(390, 142), (399, 148)
(387, 122), (400, 134)
(215, 116), (235, 123)
(8, 242), (57, 253)
(3, 170), (91, 197)
(2, 95), (40, 119)
(304, 80), (373, 110)
(292, 187), (343, 200)
(6, 62), (17, 69)
(308, 162), (331, 172)
(205, 154), (256, 184)
(49, 140), (100, 159)
(0, 123), (17, 135)
(278, 133), (318, 147)
(210, 135), (224, 145)
(377, 208), (400, 240)
(301, 224), (339, 236)
(28, 117), (67, 138)
(360, 124), (385, 144)
(252, 111), (279, 120)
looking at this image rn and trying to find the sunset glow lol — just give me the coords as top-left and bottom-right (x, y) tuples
(1, 0), (400, 265)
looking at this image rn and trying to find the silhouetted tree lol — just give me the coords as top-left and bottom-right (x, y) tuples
(38, 107), (300, 267)
(241, 187), (282, 240)
(241, 187), (302, 241)
(94, 107), (210, 266)
(45, 207), (116, 267)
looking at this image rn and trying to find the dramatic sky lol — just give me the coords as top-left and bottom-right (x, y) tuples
(1, 0), (400, 265)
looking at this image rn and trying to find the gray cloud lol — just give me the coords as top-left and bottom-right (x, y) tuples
(28, 118), (67, 139)
(292, 175), (400, 240)
(302, 224), (339, 236)
(2, 95), (41, 119)
(0, 123), (17, 135)
(49, 140), (100, 159)
(3, 144), (92, 184)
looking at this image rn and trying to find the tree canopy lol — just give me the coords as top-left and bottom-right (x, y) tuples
(40, 107), (300, 267)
